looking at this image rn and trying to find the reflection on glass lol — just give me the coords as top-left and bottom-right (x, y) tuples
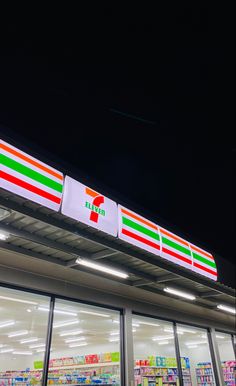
(0, 286), (50, 385)
(215, 332), (235, 385)
(133, 315), (179, 386)
(177, 324), (216, 386)
(48, 300), (121, 385)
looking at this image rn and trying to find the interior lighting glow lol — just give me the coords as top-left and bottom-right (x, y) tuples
(53, 320), (79, 329)
(8, 330), (28, 338)
(59, 330), (83, 337)
(164, 287), (196, 300)
(79, 310), (110, 318)
(0, 232), (9, 241)
(20, 338), (38, 344)
(158, 341), (169, 345)
(29, 343), (45, 349)
(38, 306), (77, 316)
(109, 338), (119, 342)
(0, 296), (38, 305)
(185, 341), (207, 345)
(76, 258), (129, 279)
(0, 348), (14, 353)
(69, 342), (88, 348)
(65, 337), (86, 343)
(0, 321), (15, 329)
(152, 335), (174, 341)
(217, 304), (236, 314)
(13, 351), (32, 355)
(137, 321), (160, 327)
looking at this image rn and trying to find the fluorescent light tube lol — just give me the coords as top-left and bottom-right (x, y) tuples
(60, 330), (83, 337)
(216, 335), (225, 339)
(20, 338), (38, 344)
(132, 323), (140, 327)
(152, 335), (174, 341)
(187, 345), (198, 348)
(132, 328), (136, 332)
(0, 296), (38, 305)
(69, 342), (88, 348)
(13, 351), (32, 355)
(137, 321), (160, 327)
(112, 320), (119, 324)
(110, 332), (119, 336)
(8, 330), (28, 338)
(217, 304), (236, 314)
(158, 341), (169, 345)
(177, 327), (197, 334)
(163, 328), (180, 334)
(185, 341), (207, 345)
(79, 310), (110, 318)
(65, 337), (86, 343)
(164, 287), (196, 300)
(37, 306), (77, 316)
(0, 232), (9, 241)
(109, 338), (119, 342)
(29, 343), (45, 349)
(0, 348), (14, 353)
(54, 320), (79, 328)
(76, 258), (129, 279)
(0, 321), (15, 328)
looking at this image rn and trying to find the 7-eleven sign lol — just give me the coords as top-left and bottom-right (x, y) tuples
(61, 176), (118, 236)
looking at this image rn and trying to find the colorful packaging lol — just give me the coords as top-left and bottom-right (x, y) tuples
(111, 352), (120, 362)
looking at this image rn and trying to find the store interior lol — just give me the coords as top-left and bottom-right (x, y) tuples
(0, 287), (235, 386)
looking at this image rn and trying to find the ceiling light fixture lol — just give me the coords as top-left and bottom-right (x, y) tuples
(216, 335), (225, 339)
(76, 258), (129, 279)
(37, 306), (77, 316)
(0, 321), (15, 329)
(158, 341), (169, 345)
(29, 343), (45, 349)
(177, 327), (197, 334)
(217, 304), (236, 315)
(152, 335), (174, 341)
(65, 337), (86, 343)
(164, 287), (196, 300)
(79, 310), (110, 318)
(59, 330), (83, 337)
(185, 341), (207, 345)
(8, 330), (28, 338)
(53, 320), (79, 329)
(137, 321), (160, 327)
(0, 348), (14, 353)
(110, 332), (119, 336)
(20, 338), (38, 344)
(12, 351), (32, 355)
(69, 342), (88, 348)
(132, 323), (140, 327)
(0, 231), (10, 241)
(0, 295), (38, 305)
(187, 345), (198, 348)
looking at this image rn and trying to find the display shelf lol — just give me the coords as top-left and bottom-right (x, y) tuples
(49, 362), (120, 370)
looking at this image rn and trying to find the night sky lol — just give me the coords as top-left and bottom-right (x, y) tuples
(0, 6), (235, 285)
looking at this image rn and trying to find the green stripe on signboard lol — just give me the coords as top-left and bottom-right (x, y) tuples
(0, 154), (63, 193)
(162, 236), (191, 256)
(122, 216), (160, 241)
(192, 252), (216, 269)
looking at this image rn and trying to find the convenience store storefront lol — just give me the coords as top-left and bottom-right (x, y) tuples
(0, 137), (235, 386)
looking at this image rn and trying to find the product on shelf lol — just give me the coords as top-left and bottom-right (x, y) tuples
(134, 356), (192, 386)
(221, 360), (236, 386)
(195, 362), (215, 385)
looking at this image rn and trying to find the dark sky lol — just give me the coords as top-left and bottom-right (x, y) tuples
(0, 6), (235, 280)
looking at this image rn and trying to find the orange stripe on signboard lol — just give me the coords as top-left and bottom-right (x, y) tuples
(190, 244), (214, 260)
(85, 187), (99, 198)
(160, 228), (189, 247)
(121, 208), (158, 231)
(0, 142), (63, 181)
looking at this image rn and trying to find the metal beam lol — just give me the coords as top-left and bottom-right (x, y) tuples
(0, 196), (235, 298)
(132, 279), (154, 287)
(200, 291), (223, 298)
(91, 250), (120, 260)
(155, 274), (182, 283)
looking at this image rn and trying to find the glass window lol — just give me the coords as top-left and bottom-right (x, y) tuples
(48, 299), (121, 385)
(177, 324), (216, 386)
(133, 315), (179, 386)
(215, 332), (235, 385)
(0, 286), (50, 385)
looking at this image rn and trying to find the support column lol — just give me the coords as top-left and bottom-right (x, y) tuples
(123, 308), (134, 386)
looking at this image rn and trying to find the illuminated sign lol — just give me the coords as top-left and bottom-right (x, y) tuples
(61, 176), (118, 236)
(118, 205), (217, 281)
(0, 140), (63, 211)
(118, 205), (161, 255)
